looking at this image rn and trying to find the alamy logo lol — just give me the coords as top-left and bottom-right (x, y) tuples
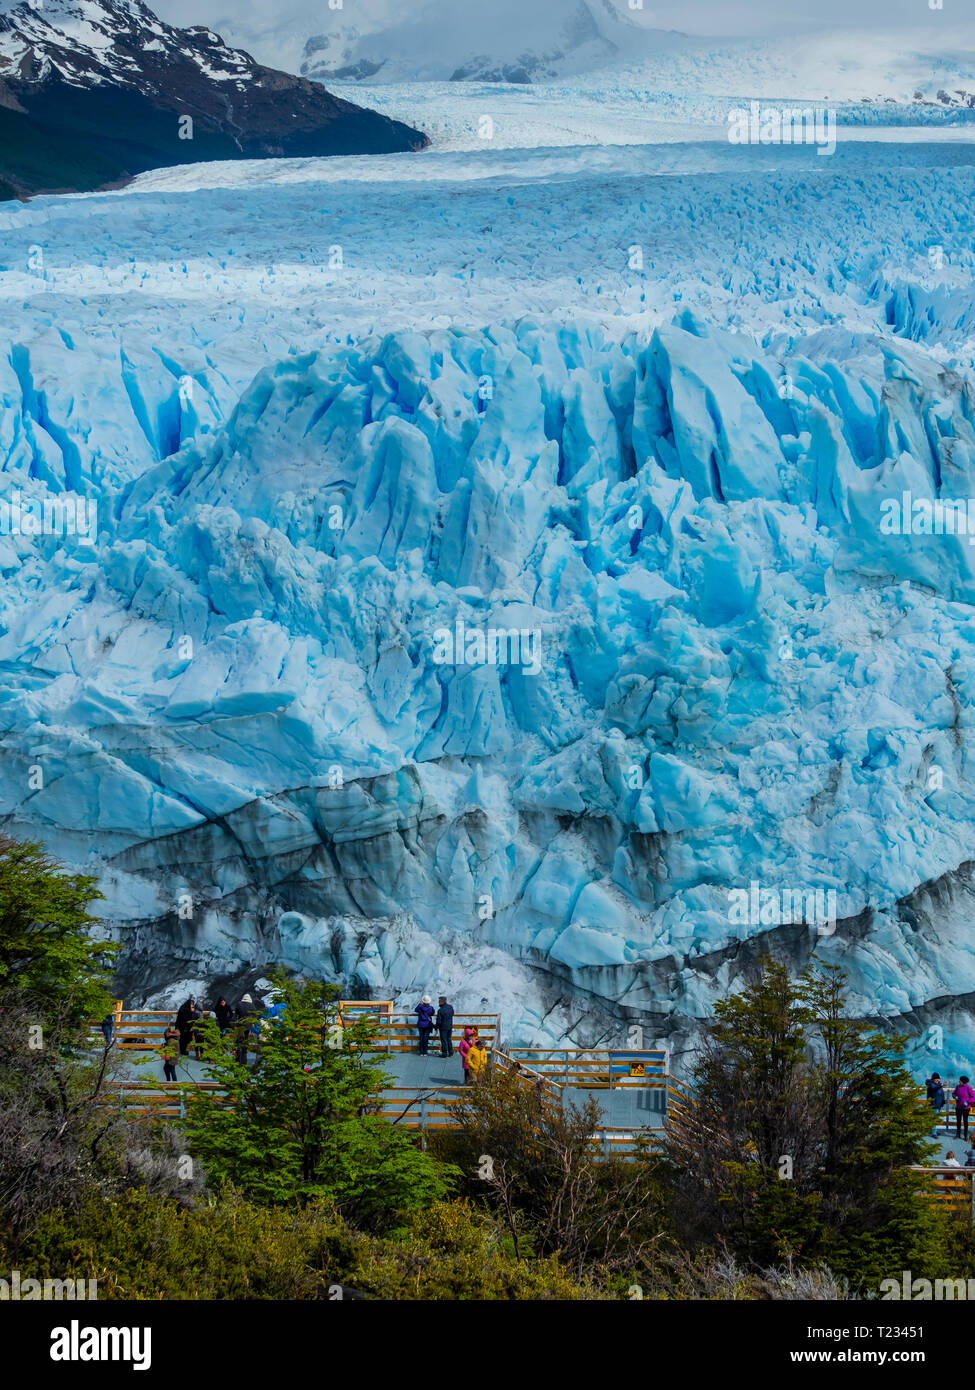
(50, 1320), (151, 1370)
(727, 102), (837, 156)
(727, 880), (838, 935)
(881, 1270), (975, 1301)
(0, 1270), (96, 1300)
(432, 618), (542, 676)
(880, 492), (975, 544)
(0, 491), (97, 539)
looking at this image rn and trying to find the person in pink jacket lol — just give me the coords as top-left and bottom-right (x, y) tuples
(458, 1026), (477, 1086)
(953, 1075), (975, 1140)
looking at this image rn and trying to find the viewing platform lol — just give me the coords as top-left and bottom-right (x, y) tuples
(97, 1000), (678, 1156)
(93, 1002), (975, 1188)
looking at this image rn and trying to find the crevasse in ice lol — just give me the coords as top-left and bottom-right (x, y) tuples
(3, 311), (975, 1068)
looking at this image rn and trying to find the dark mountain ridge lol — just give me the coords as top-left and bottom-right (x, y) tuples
(0, 0), (428, 199)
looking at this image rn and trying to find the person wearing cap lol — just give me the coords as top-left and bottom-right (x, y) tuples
(954, 1075), (975, 1141)
(415, 995), (435, 1055)
(926, 1072), (946, 1136)
(234, 993), (256, 1063)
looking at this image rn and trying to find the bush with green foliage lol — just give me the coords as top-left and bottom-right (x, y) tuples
(664, 956), (950, 1288)
(1, 1191), (593, 1301)
(1, 833), (965, 1300)
(180, 974), (457, 1224)
(0, 836), (116, 1027)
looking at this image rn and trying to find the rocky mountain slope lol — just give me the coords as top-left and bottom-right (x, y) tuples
(0, 0), (427, 199)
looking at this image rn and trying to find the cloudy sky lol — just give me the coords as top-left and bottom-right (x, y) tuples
(152, 0), (956, 39)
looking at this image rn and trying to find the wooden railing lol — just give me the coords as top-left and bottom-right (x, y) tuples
(109, 1081), (471, 1130)
(93, 1008), (212, 1050)
(493, 1046), (564, 1106)
(910, 1165), (975, 1211)
(499, 1047), (668, 1090)
(108, 1081), (227, 1119)
(94, 1005), (501, 1054)
(342, 1011), (501, 1053)
(95, 1001), (667, 1161)
(371, 1087), (469, 1128)
(587, 1128), (663, 1159)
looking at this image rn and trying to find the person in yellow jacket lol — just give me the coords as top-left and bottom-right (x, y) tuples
(467, 1037), (489, 1085)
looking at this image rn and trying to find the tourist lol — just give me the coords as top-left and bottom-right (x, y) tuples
(161, 1021), (179, 1082)
(214, 996), (234, 1035)
(965, 1143), (975, 1168)
(954, 1075), (975, 1140)
(459, 1025), (477, 1085)
(100, 1011), (114, 1048)
(945, 1151), (961, 1167)
(234, 993), (256, 1063)
(468, 1037), (488, 1086)
(415, 995), (435, 1055)
(926, 1072), (946, 1135)
(191, 1008), (206, 1061)
(175, 995), (199, 1056)
(436, 996), (455, 1057)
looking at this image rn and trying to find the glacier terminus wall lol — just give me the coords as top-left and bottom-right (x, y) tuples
(3, 123), (975, 1072)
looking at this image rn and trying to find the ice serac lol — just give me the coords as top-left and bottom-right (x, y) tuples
(4, 312), (975, 1067)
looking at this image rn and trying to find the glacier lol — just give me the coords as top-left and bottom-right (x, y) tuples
(3, 120), (975, 1071)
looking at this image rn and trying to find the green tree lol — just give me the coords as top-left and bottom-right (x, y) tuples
(665, 955), (822, 1262)
(180, 974), (456, 1225)
(799, 961), (943, 1284)
(665, 955), (945, 1284)
(0, 836), (115, 1026)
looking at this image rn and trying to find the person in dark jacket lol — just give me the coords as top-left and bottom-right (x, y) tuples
(415, 996), (435, 1055)
(435, 996), (455, 1057)
(926, 1073), (946, 1135)
(234, 993), (256, 1063)
(175, 996), (199, 1056)
(214, 996), (234, 1035)
(100, 1012), (114, 1048)
(191, 1008), (206, 1061)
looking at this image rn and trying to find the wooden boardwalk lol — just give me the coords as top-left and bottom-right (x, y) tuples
(97, 1002), (969, 1184)
(97, 1001), (674, 1158)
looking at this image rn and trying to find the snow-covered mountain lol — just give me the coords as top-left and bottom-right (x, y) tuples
(174, 0), (975, 109)
(0, 0), (426, 198)
(189, 0), (688, 86)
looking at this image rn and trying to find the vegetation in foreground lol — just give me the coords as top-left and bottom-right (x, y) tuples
(0, 834), (969, 1299)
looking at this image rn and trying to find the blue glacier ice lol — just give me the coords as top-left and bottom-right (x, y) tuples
(3, 124), (975, 1071)
(5, 289), (975, 1067)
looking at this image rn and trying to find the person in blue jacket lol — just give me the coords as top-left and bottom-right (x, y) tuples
(415, 995), (435, 1055)
(436, 996), (455, 1057)
(926, 1072), (946, 1136)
